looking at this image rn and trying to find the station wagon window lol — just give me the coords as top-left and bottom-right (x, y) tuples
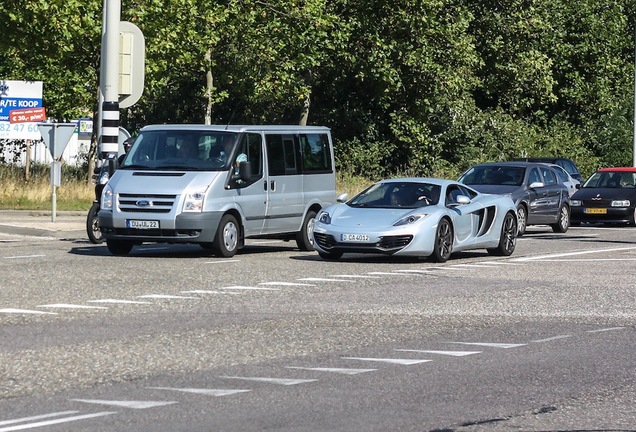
(528, 168), (541, 184)
(540, 167), (557, 186)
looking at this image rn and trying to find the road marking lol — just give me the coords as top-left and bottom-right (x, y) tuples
(587, 327), (625, 333)
(479, 261), (520, 265)
(430, 266), (471, 271)
(450, 264), (497, 268)
(87, 299), (153, 304)
(4, 255), (46, 259)
(137, 294), (199, 299)
(71, 399), (177, 409)
(36, 304), (108, 310)
(204, 259), (241, 264)
(394, 269), (434, 274)
(332, 274), (382, 278)
(342, 357), (432, 365)
(512, 246), (636, 262)
(448, 342), (526, 349)
(181, 290), (241, 295)
(0, 308), (57, 315)
(148, 387), (250, 396)
(286, 366), (376, 375)
(219, 376), (318, 386)
(395, 349), (481, 356)
(531, 335), (572, 343)
(259, 282), (315, 286)
(297, 277), (355, 282)
(0, 411), (78, 427)
(0, 412), (115, 431)
(366, 272), (417, 276)
(219, 285), (280, 291)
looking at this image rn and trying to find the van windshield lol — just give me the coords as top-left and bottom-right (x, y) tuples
(121, 130), (239, 171)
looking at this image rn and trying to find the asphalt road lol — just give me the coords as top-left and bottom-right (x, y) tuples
(0, 221), (635, 431)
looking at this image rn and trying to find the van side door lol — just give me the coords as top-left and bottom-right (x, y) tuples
(262, 134), (304, 234)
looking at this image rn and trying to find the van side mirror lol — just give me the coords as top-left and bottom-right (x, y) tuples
(238, 160), (251, 182)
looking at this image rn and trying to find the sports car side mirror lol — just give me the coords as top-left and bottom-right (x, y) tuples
(337, 193), (348, 203)
(456, 195), (470, 205)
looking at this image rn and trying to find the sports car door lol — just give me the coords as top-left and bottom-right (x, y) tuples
(445, 184), (484, 244)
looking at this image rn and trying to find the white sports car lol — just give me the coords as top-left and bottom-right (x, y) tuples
(313, 178), (518, 262)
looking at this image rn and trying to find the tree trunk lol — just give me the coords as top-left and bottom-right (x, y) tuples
(205, 48), (213, 125)
(299, 93), (310, 126)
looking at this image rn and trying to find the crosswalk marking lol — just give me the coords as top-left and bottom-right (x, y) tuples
(286, 366), (376, 375)
(71, 399), (178, 409)
(448, 342), (526, 349)
(395, 349), (481, 356)
(219, 376), (317, 386)
(148, 387), (250, 396)
(37, 304), (108, 310)
(342, 357), (432, 365)
(0, 308), (57, 315)
(0, 412), (115, 432)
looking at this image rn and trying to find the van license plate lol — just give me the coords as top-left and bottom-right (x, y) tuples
(341, 233), (370, 242)
(127, 220), (159, 229)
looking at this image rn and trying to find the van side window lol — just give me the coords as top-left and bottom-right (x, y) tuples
(233, 133), (263, 185)
(299, 133), (332, 173)
(266, 134), (300, 175)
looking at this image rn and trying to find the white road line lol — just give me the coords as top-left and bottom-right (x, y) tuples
(331, 274), (382, 278)
(4, 255), (46, 259)
(0, 308), (57, 315)
(587, 327), (625, 333)
(286, 366), (376, 375)
(148, 387), (250, 396)
(432, 267), (471, 271)
(531, 335), (572, 343)
(393, 270), (434, 274)
(366, 272), (417, 276)
(204, 259), (241, 264)
(36, 304), (108, 310)
(220, 286), (280, 291)
(512, 246), (636, 262)
(181, 290), (241, 295)
(447, 342), (526, 349)
(342, 357), (432, 365)
(479, 261), (520, 265)
(71, 399), (178, 409)
(137, 294), (199, 299)
(0, 411), (78, 427)
(395, 349), (481, 356)
(259, 282), (315, 286)
(297, 277), (355, 282)
(87, 299), (153, 304)
(219, 376), (318, 386)
(450, 264), (497, 268)
(0, 412), (115, 432)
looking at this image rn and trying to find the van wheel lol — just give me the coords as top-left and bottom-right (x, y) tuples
(296, 210), (317, 251)
(213, 214), (239, 257)
(106, 239), (134, 256)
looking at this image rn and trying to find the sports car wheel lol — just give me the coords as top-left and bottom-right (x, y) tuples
(318, 250), (343, 260)
(431, 218), (452, 263)
(551, 204), (570, 233)
(516, 205), (527, 236)
(488, 211), (517, 256)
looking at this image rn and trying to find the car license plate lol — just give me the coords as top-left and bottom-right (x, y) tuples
(341, 233), (370, 242)
(127, 219), (159, 229)
(584, 208), (607, 214)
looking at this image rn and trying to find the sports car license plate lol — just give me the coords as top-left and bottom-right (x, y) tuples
(127, 219), (159, 229)
(341, 233), (370, 242)
(584, 208), (607, 214)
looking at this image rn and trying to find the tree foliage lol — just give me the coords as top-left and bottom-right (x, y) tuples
(1, 0), (635, 180)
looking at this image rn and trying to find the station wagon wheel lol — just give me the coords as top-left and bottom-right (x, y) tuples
(431, 218), (452, 263)
(551, 204), (570, 233)
(296, 210), (317, 251)
(516, 205), (527, 236)
(488, 211), (517, 256)
(213, 214), (239, 257)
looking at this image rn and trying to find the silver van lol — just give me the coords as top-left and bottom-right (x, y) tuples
(98, 124), (336, 256)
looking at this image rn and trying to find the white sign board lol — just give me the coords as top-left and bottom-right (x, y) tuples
(0, 80), (44, 140)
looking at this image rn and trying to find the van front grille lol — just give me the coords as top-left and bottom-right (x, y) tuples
(118, 193), (177, 213)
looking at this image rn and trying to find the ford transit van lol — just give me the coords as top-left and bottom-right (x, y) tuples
(98, 124), (336, 256)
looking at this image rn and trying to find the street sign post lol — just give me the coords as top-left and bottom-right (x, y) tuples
(37, 123), (77, 222)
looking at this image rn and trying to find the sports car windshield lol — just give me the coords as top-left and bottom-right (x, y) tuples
(583, 171), (636, 188)
(121, 130), (239, 171)
(348, 182), (442, 209)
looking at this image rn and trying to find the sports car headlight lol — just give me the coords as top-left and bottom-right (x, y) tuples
(183, 192), (205, 212)
(101, 184), (113, 211)
(570, 199), (582, 206)
(394, 215), (422, 226)
(611, 200), (630, 207)
(318, 210), (331, 224)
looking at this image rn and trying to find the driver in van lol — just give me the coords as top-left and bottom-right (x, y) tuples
(178, 138), (199, 159)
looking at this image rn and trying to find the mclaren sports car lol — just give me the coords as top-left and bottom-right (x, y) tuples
(312, 178), (518, 262)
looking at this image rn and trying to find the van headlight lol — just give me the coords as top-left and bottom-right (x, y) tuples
(183, 192), (205, 212)
(101, 184), (114, 211)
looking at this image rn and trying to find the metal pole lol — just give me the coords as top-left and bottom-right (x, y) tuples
(100, 0), (120, 158)
(633, 26), (636, 166)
